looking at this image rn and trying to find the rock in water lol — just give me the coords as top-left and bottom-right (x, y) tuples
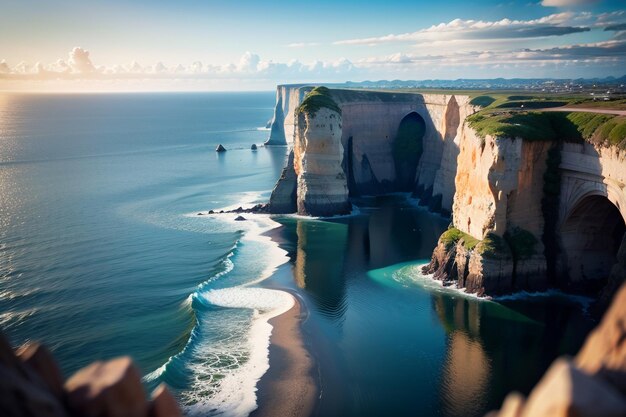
(251, 144), (258, 150)
(234, 215), (246, 221)
(216, 144), (226, 152)
(294, 107), (351, 216)
(268, 150), (298, 214)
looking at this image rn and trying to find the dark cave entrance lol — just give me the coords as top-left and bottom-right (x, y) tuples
(560, 195), (626, 293)
(393, 112), (426, 191)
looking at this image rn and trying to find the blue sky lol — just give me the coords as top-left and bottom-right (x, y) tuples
(1, 0), (625, 91)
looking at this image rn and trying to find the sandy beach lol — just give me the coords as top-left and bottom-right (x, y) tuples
(250, 294), (318, 417)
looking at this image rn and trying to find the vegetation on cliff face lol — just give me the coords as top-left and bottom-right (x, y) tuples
(440, 227), (479, 250)
(296, 86), (342, 117)
(467, 110), (626, 149)
(441, 227), (535, 260)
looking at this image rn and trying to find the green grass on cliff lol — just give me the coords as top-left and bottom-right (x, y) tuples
(296, 86), (342, 116)
(467, 111), (626, 149)
(441, 227), (539, 261)
(440, 227), (479, 251)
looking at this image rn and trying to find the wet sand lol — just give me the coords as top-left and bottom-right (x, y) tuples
(250, 294), (318, 417)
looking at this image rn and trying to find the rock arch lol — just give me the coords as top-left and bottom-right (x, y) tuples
(393, 112), (426, 190)
(559, 193), (626, 293)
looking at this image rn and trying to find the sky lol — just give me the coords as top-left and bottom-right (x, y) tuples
(0, 0), (625, 91)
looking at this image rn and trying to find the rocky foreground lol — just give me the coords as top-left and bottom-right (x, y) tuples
(0, 334), (181, 417)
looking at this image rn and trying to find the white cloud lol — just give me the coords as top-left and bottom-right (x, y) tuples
(355, 39), (626, 67)
(237, 52), (260, 72)
(1, 36), (622, 89)
(541, 0), (599, 7)
(68, 47), (96, 73)
(286, 42), (320, 48)
(0, 60), (10, 74)
(334, 13), (590, 46)
(0, 48), (359, 82)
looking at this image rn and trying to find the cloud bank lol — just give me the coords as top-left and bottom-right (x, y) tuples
(0, 49), (358, 83)
(1, 10), (624, 90)
(334, 13), (590, 46)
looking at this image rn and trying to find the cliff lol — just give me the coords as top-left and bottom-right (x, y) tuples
(425, 120), (626, 297)
(264, 85), (314, 146)
(293, 89), (350, 216)
(267, 85), (625, 299)
(268, 86), (476, 215)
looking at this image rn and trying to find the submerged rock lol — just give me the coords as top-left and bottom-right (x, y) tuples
(251, 144), (258, 150)
(216, 144), (226, 152)
(234, 215), (246, 221)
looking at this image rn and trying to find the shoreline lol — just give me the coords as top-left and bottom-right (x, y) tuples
(250, 292), (318, 417)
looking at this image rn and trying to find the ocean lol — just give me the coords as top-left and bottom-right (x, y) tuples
(0, 92), (596, 417)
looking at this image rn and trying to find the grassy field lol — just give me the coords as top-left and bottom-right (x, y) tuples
(460, 92), (626, 148)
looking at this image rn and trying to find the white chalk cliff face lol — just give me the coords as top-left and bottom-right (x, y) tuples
(265, 85), (313, 146)
(427, 123), (626, 296)
(267, 85), (477, 213)
(293, 108), (350, 216)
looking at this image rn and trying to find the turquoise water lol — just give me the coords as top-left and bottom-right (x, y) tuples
(0, 93), (596, 417)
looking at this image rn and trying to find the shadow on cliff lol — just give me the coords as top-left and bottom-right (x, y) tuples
(541, 122), (624, 300)
(339, 93), (447, 203)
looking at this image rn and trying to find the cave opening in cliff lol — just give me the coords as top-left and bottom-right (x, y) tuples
(559, 195), (626, 293)
(393, 112), (426, 191)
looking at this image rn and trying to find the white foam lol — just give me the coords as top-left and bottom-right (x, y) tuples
(186, 287), (294, 417)
(282, 204), (362, 221)
(168, 209), (293, 416)
(396, 263), (492, 302)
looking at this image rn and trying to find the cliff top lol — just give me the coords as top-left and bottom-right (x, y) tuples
(296, 86), (342, 116)
(467, 110), (626, 149)
(464, 92), (626, 148)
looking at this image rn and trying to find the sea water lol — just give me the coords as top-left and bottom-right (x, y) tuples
(0, 93), (596, 417)
(0, 92), (293, 416)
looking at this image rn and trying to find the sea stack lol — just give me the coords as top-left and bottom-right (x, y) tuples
(216, 144), (226, 152)
(251, 144), (257, 150)
(292, 87), (350, 217)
